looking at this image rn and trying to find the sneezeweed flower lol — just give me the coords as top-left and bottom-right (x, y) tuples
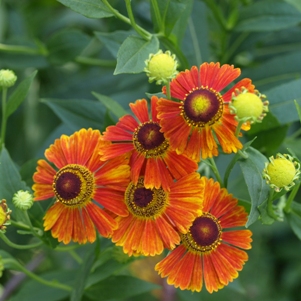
(144, 50), (178, 85)
(0, 199), (11, 232)
(12, 190), (33, 210)
(0, 69), (17, 88)
(230, 88), (269, 124)
(155, 177), (252, 293)
(158, 62), (254, 161)
(100, 96), (198, 191)
(32, 128), (130, 244)
(263, 153), (300, 192)
(111, 173), (203, 256)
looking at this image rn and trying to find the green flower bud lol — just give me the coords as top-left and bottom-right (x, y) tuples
(0, 69), (17, 88)
(144, 50), (178, 85)
(263, 154), (300, 192)
(12, 190), (34, 210)
(230, 88), (269, 124)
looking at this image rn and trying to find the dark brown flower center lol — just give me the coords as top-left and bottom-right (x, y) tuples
(181, 213), (222, 253)
(125, 177), (167, 219)
(181, 87), (223, 127)
(53, 164), (94, 206)
(133, 121), (169, 158)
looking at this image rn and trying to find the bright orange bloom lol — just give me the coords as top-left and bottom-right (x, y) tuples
(111, 172), (203, 256)
(158, 62), (255, 161)
(155, 177), (252, 293)
(32, 128), (130, 244)
(100, 96), (197, 191)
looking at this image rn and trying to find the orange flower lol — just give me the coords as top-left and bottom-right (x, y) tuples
(155, 177), (252, 293)
(158, 62), (254, 161)
(32, 128), (130, 244)
(100, 96), (197, 191)
(111, 173), (203, 256)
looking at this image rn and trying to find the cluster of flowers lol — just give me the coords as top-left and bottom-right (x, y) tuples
(32, 59), (268, 293)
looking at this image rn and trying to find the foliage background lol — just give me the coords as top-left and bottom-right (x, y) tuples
(1, 0), (301, 300)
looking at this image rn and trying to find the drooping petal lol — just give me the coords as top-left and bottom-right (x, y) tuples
(222, 230), (253, 249)
(129, 99), (150, 123)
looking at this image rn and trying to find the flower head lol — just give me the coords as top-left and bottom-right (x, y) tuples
(32, 128), (130, 244)
(230, 88), (269, 124)
(111, 173), (203, 256)
(100, 96), (198, 191)
(0, 199), (11, 232)
(0, 69), (17, 88)
(144, 50), (178, 85)
(12, 190), (34, 210)
(158, 62), (254, 161)
(263, 153), (300, 192)
(155, 177), (252, 293)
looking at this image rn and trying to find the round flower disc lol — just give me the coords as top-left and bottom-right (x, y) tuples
(182, 213), (222, 253)
(182, 88), (223, 127)
(133, 121), (169, 158)
(125, 177), (167, 218)
(53, 164), (94, 206)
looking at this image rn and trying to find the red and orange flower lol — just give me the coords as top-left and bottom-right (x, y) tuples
(32, 128), (130, 244)
(111, 172), (203, 257)
(155, 177), (252, 293)
(100, 96), (197, 191)
(158, 62), (254, 161)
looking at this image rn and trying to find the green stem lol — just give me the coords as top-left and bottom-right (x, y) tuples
(24, 210), (42, 238)
(102, 0), (151, 40)
(165, 80), (171, 99)
(3, 258), (72, 292)
(0, 232), (43, 249)
(284, 182), (301, 213)
(68, 250), (83, 264)
(1, 87), (7, 149)
(150, 0), (164, 33)
(235, 119), (245, 137)
(0, 43), (41, 55)
(208, 158), (223, 187)
(223, 153), (240, 188)
(125, 0), (151, 40)
(75, 56), (116, 67)
(267, 190), (279, 220)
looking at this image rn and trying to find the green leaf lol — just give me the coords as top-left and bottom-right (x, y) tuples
(85, 275), (160, 301)
(92, 92), (127, 120)
(114, 35), (159, 75)
(239, 147), (270, 226)
(235, 0), (301, 32)
(57, 0), (113, 19)
(71, 242), (98, 301)
(47, 29), (90, 65)
(41, 98), (106, 131)
(94, 30), (133, 58)
(6, 71), (37, 118)
(266, 79), (301, 124)
(286, 201), (301, 240)
(0, 250), (22, 271)
(0, 147), (29, 221)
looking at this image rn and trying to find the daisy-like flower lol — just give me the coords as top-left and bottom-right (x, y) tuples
(111, 172), (203, 256)
(100, 96), (198, 191)
(158, 62), (254, 161)
(32, 128), (130, 244)
(155, 177), (252, 293)
(0, 199), (11, 233)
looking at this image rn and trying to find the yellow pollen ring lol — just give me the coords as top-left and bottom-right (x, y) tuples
(53, 164), (95, 206)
